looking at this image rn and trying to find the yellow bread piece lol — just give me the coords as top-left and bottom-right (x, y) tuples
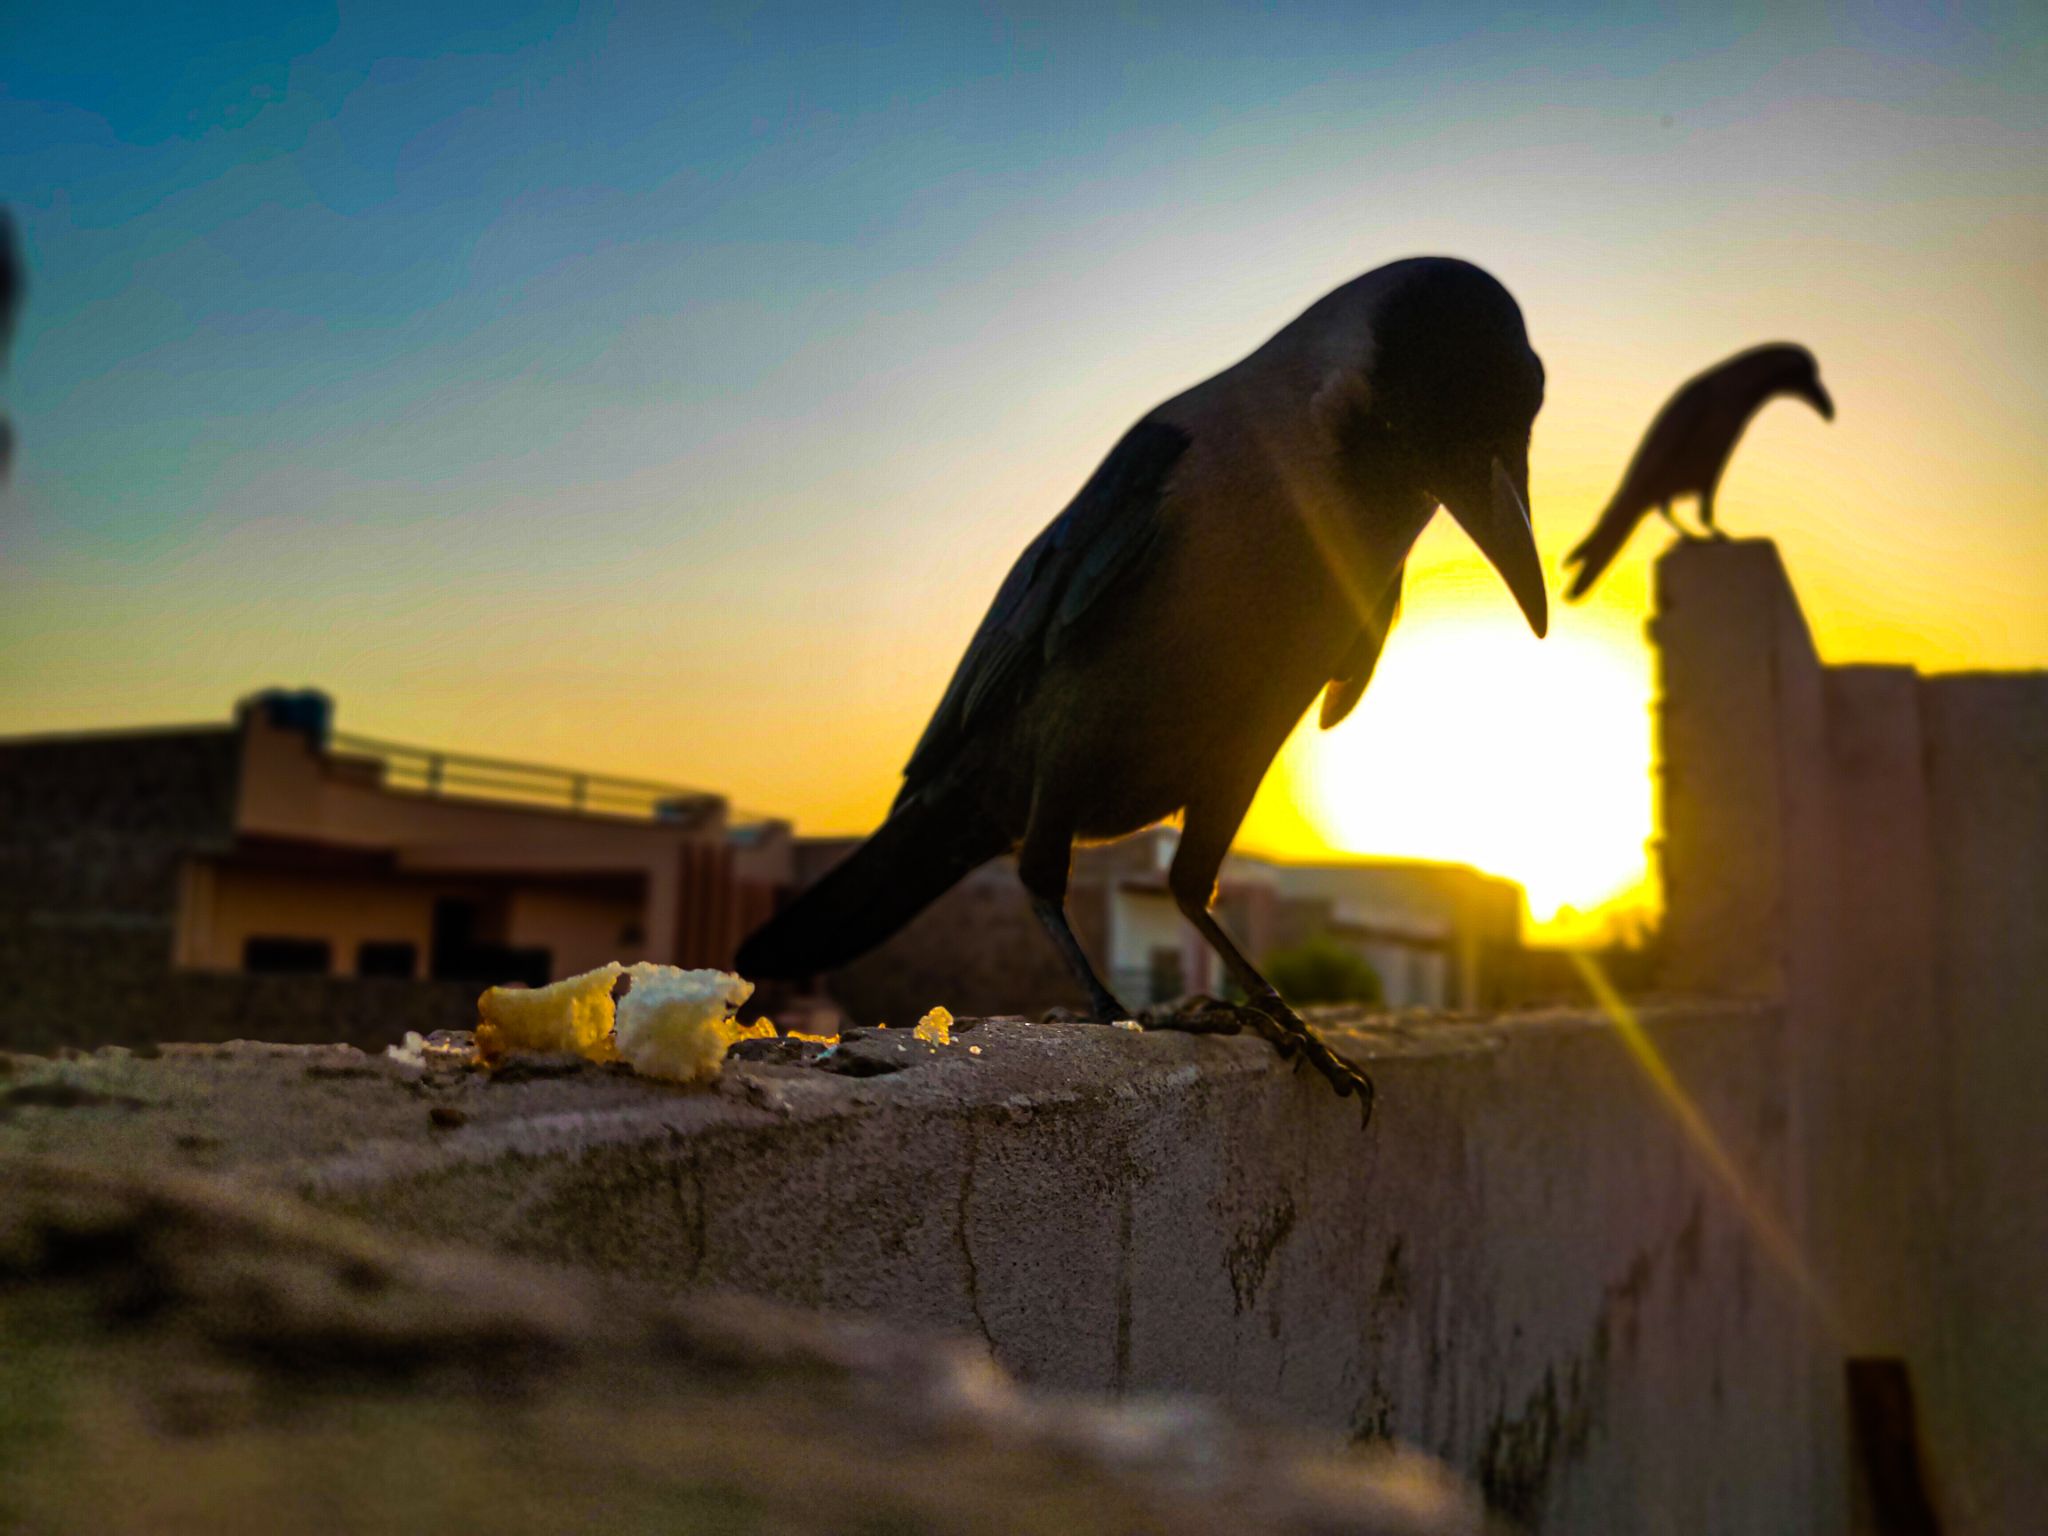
(475, 963), (624, 1064)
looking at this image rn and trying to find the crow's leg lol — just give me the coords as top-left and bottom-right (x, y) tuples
(1167, 786), (1374, 1121)
(1030, 898), (1127, 1020)
(1699, 487), (1730, 540)
(1656, 500), (1707, 540)
(1018, 801), (1128, 1022)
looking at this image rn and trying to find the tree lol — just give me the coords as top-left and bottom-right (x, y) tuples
(1263, 936), (1383, 1008)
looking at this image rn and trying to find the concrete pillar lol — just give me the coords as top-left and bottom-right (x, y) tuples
(1653, 540), (1833, 999)
(643, 853), (681, 966)
(1653, 539), (1838, 1528)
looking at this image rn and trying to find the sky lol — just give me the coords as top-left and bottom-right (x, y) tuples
(3, 1), (2044, 938)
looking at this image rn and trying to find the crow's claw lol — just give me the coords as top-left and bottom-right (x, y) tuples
(1137, 995), (1244, 1035)
(1234, 997), (1375, 1128)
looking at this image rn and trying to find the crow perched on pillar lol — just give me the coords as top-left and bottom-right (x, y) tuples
(738, 257), (1548, 1111)
(1563, 343), (1833, 600)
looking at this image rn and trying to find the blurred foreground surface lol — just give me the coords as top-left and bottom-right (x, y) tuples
(0, 1154), (1478, 1536)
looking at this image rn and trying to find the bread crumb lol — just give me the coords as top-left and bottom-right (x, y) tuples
(614, 963), (768, 1083)
(913, 1006), (954, 1046)
(386, 1031), (430, 1069)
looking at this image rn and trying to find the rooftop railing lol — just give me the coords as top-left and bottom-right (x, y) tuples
(326, 730), (731, 825)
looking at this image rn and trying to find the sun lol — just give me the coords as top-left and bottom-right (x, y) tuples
(1254, 591), (1657, 941)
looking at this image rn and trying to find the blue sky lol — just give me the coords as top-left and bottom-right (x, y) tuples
(10, 3), (2036, 564)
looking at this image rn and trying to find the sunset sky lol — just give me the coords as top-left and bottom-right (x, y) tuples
(3, 3), (2043, 937)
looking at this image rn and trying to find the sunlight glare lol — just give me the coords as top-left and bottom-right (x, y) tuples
(1290, 599), (1654, 933)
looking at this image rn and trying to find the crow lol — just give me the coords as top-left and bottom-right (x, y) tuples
(1563, 343), (1833, 600)
(738, 257), (1548, 1110)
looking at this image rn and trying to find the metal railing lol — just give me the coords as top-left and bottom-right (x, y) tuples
(326, 730), (728, 824)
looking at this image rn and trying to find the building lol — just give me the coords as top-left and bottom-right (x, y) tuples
(0, 690), (791, 1052)
(794, 824), (1524, 1025)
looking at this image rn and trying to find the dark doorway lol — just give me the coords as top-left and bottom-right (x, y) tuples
(430, 898), (482, 981)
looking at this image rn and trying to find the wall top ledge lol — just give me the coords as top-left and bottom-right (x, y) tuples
(1, 1001), (1778, 1199)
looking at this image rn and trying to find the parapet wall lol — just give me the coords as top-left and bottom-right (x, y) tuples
(4, 1002), (1806, 1534)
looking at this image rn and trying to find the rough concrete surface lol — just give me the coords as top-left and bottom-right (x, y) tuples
(4, 1000), (1804, 1533)
(0, 1156), (1481, 1536)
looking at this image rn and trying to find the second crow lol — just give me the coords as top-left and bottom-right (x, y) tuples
(1564, 342), (1833, 600)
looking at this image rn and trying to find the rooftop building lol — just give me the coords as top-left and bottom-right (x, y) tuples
(0, 690), (792, 1051)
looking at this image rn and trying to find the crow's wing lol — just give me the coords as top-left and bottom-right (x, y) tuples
(1320, 563), (1404, 729)
(896, 418), (1191, 805)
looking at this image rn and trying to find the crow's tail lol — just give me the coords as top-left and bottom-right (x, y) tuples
(736, 790), (1008, 980)
(1562, 501), (1639, 602)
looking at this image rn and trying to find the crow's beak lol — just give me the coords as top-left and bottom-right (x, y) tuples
(1803, 379), (1836, 422)
(1439, 456), (1548, 638)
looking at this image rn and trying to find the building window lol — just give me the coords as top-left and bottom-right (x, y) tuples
(243, 937), (332, 975)
(356, 941), (418, 980)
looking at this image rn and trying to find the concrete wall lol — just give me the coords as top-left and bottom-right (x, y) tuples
(1656, 541), (2047, 1533)
(1922, 675), (2048, 1535)
(505, 880), (648, 978)
(0, 728), (243, 1052)
(6, 1006), (1810, 1535)
(0, 926), (478, 1054)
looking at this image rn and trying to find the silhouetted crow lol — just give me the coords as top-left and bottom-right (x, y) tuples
(739, 257), (1548, 1110)
(0, 209), (20, 478)
(1563, 343), (1832, 599)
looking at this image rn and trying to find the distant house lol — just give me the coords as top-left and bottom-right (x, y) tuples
(790, 824), (1524, 1026)
(0, 690), (791, 1052)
